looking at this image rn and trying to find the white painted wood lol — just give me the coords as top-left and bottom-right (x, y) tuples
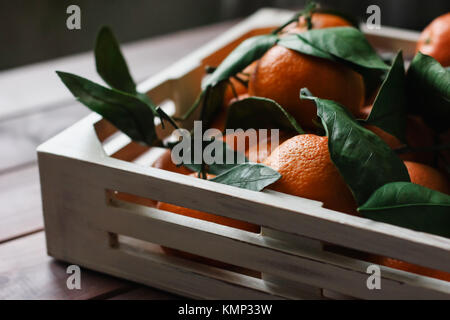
(38, 8), (448, 300)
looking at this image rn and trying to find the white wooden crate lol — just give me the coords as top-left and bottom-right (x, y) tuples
(37, 8), (450, 299)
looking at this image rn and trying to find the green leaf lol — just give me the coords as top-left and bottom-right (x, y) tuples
(200, 82), (227, 130)
(279, 27), (388, 94)
(170, 137), (247, 176)
(297, 27), (389, 71)
(57, 71), (157, 146)
(278, 34), (334, 60)
(95, 26), (136, 94)
(210, 163), (281, 191)
(364, 51), (407, 142)
(203, 34), (278, 88)
(359, 182), (450, 238)
(225, 96), (304, 134)
(407, 52), (450, 133)
(95, 26), (157, 114)
(301, 90), (410, 205)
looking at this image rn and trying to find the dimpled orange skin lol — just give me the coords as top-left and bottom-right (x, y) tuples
(263, 134), (358, 215)
(404, 161), (450, 195)
(248, 46), (365, 129)
(416, 12), (450, 67)
(283, 12), (353, 34)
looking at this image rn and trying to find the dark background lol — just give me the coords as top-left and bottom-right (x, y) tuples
(1, 0), (449, 71)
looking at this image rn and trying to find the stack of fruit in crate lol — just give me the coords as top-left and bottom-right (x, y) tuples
(56, 2), (450, 281)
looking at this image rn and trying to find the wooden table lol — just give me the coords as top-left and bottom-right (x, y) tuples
(0, 20), (236, 300)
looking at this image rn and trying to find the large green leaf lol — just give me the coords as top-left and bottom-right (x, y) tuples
(95, 26), (157, 113)
(364, 51), (407, 142)
(95, 26), (136, 94)
(297, 27), (388, 71)
(359, 182), (450, 238)
(210, 163), (281, 191)
(278, 34), (334, 60)
(203, 34), (278, 88)
(200, 83), (227, 130)
(57, 71), (157, 146)
(301, 90), (410, 205)
(225, 97), (304, 134)
(407, 52), (450, 133)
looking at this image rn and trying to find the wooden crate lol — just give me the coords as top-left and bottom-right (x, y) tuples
(37, 8), (450, 299)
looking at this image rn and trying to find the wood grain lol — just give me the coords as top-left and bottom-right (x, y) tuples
(0, 165), (43, 243)
(0, 232), (134, 299)
(0, 103), (89, 173)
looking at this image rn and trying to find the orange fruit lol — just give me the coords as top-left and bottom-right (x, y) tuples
(152, 148), (192, 175)
(404, 160), (450, 194)
(371, 256), (450, 282)
(416, 12), (450, 67)
(245, 131), (292, 163)
(248, 45), (365, 129)
(364, 124), (404, 150)
(365, 115), (435, 165)
(263, 134), (358, 215)
(283, 12), (353, 34)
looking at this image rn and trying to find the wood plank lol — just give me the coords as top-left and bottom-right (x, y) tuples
(0, 232), (134, 299)
(0, 103), (89, 173)
(0, 21), (237, 121)
(0, 165), (43, 243)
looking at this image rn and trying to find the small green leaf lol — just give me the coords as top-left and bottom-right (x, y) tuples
(225, 96), (304, 134)
(407, 52), (450, 133)
(203, 34), (278, 88)
(364, 51), (407, 142)
(210, 163), (281, 191)
(170, 137), (247, 175)
(95, 26), (136, 94)
(359, 182), (450, 238)
(57, 71), (157, 146)
(301, 90), (410, 205)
